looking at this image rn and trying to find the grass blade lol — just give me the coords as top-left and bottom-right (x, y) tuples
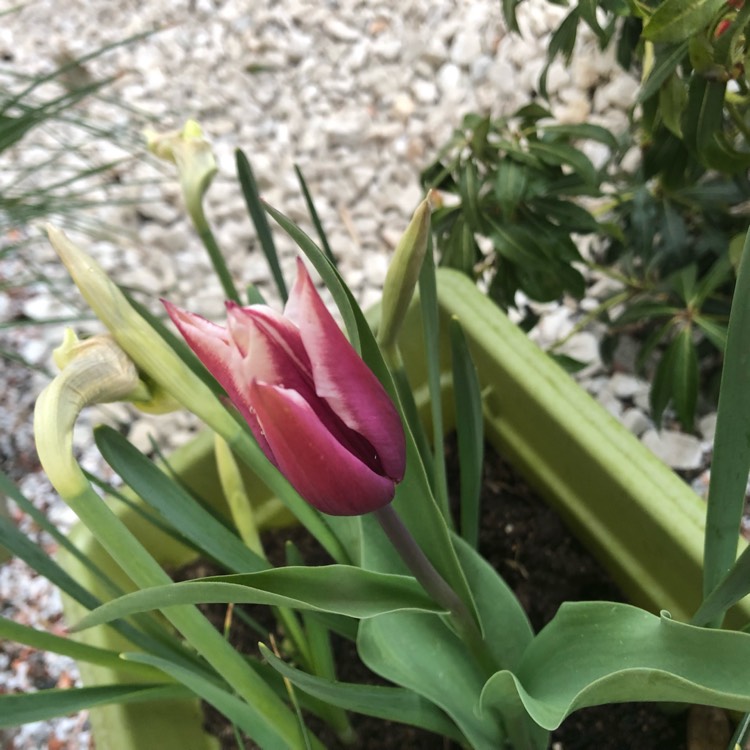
(294, 163), (337, 267)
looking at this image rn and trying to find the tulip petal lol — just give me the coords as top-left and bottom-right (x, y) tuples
(250, 381), (396, 515)
(162, 300), (273, 458)
(285, 259), (405, 482)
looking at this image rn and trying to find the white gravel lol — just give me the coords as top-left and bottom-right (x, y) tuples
(0, 1), (714, 748)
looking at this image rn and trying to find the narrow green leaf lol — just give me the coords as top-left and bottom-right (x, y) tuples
(671, 326), (699, 430)
(459, 161), (483, 231)
(259, 643), (465, 742)
(294, 164), (337, 267)
(419, 246), (451, 522)
(526, 141), (598, 187)
(482, 602), (750, 729)
(236, 149), (288, 303)
(74, 567), (444, 631)
(94, 425), (269, 575)
(649, 331), (680, 428)
(122, 653), (323, 750)
(541, 123), (619, 150)
(659, 73), (688, 138)
(450, 318), (484, 549)
(644, 0), (725, 43)
(694, 316), (728, 351)
(693, 543), (750, 625)
(638, 42), (690, 102)
(703, 228), (750, 613)
(0, 684), (190, 727)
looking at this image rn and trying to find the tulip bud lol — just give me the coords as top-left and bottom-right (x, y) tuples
(165, 258), (406, 516)
(145, 119), (217, 220)
(378, 190), (436, 354)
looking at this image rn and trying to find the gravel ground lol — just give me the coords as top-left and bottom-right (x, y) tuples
(0, 1), (720, 748)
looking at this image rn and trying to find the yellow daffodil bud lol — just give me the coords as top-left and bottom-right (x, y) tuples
(145, 119), (217, 220)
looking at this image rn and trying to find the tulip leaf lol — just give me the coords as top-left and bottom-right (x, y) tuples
(0, 684), (191, 728)
(73, 566), (444, 631)
(450, 318), (484, 549)
(703, 227), (750, 613)
(258, 643), (466, 742)
(693, 543), (750, 627)
(358, 612), (508, 749)
(481, 602), (750, 730)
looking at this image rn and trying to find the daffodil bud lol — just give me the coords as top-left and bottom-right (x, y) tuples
(35, 331), (150, 498)
(378, 190), (437, 354)
(45, 226), (235, 431)
(145, 119), (217, 220)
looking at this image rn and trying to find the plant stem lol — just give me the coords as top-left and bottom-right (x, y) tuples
(191, 201), (241, 304)
(374, 504), (494, 676)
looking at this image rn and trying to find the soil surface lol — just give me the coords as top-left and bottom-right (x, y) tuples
(181, 438), (716, 749)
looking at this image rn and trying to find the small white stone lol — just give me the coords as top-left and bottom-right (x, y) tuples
(413, 79), (438, 104)
(641, 429), (705, 471)
(610, 372), (646, 400)
(323, 18), (360, 42)
(621, 408), (651, 437)
(450, 30), (482, 67)
(698, 413), (718, 444)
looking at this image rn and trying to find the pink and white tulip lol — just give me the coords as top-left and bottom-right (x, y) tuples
(163, 259), (405, 516)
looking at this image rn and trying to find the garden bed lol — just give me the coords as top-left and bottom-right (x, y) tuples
(186, 437), (704, 750)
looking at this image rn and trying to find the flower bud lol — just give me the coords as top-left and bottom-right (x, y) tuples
(165, 258), (406, 516)
(378, 191), (436, 353)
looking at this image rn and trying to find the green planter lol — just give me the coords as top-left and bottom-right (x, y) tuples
(60, 268), (750, 749)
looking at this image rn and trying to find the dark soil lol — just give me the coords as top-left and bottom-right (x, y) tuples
(183, 438), (709, 750)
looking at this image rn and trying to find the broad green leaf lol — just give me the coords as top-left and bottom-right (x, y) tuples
(450, 318), (484, 550)
(94, 425), (269, 575)
(531, 197), (599, 233)
(703, 228), (750, 612)
(259, 644), (465, 743)
(236, 149), (288, 303)
(358, 612), (508, 749)
(494, 159), (529, 217)
(0, 684), (190, 727)
(681, 76), (727, 160)
(482, 602), (750, 729)
(73, 566), (444, 631)
(643, 0), (725, 43)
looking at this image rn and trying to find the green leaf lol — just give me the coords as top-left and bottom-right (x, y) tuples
(236, 149), (289, 303)
(73, 566), (444, 631)
(670, 326), (699, 430)
(450, 318), (484, 549)
(693, 543), (750, 626)
(358, 613), (508, 749)
(542, 123), (619, 151)
(703, 228), (750, 614)
(94, 425), (269, 575)
(649, 328), (680, 427)
(259, 644), (465, 742)
(539, 9), (580, 99)
(681, 76), (727, 161)
(694, 316), (728, 351)
(643, 0), (725, 43)
(494, 159), (529, 217)
(482, 602), (750, 729)
(459, 161), (483, 231)
(122, 652), (324, 750)
(294, 163), (337, 268)
(639, 42), (690, 102)
(526, 141), (598, 187)
(0, 684), (190, 727)
(659, 73), (688, 137)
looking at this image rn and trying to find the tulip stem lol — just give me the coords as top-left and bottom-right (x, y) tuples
(374, 505), (493, 675)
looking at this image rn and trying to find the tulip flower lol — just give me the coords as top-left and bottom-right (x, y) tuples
(164, 259), (406, 516)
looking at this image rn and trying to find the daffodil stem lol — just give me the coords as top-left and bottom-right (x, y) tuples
(190, 201), (241, 304)
(374, 504), (493, 674)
